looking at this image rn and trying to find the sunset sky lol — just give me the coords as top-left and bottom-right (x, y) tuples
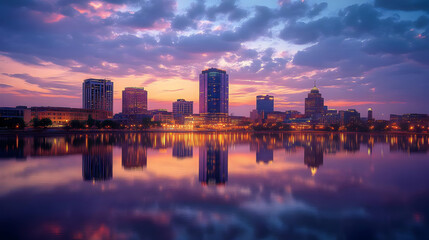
(0, 0), (428, 118)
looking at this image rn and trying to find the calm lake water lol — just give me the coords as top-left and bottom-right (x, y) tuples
(0, 132), (428, 240)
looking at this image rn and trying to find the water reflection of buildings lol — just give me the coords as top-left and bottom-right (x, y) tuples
(256, 147), (273, 164)
(82, 146), (113, 181)
(199, 146), (228, 185)
(304, 138), (324, 176)
(172, 141), (193, 159)
(122, 145), (147, 170)
(390, 135), (429, 153)
(250, 134), (283, 164)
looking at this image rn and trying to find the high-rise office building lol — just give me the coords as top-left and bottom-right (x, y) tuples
(305, 83), (324, 119)
(339, 109), (361, 125)
(368, 108), (373, 121)
(122, 87), (148, 114)
(82, 79), (113, 116)
(199, 68), (229, 115)
(256, 95), (274, 118)
(172, 99), (193, 115)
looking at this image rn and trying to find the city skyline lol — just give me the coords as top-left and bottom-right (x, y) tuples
(1, 0), (429, 119)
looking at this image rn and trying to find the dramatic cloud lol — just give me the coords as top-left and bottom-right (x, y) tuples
(375, 0), (429, 12)
(222, 6), (275, 42)
(206, 0), (248, 21)
(117, 0), (175, 28)
(177, 33), (241, 53)
(3, 73), (80, 94)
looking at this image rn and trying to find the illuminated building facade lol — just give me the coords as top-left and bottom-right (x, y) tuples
(320, 109), (339, 124)
(199, 68), (229, 115)
(339, 109), (361, 125)
(122, 87), (148, 114)
(266, 111), (287, 122)
(151, 109), (174, 123)
(0, 106), (31, 124)
(285, 110), (302, 119)
(173, 99), (193, 115)
(305, 84), (324, 120)
(31, 107), (109, 127)
(82, 78), (113, 116)
(199, 146), (228, 185)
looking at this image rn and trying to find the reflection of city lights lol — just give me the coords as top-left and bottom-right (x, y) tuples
(310, 167), (318, 176)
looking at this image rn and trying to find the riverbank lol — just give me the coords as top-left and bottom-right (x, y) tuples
(0, 128), (427, 137)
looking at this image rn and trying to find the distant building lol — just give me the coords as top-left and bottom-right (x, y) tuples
(390, 114), (402, 123)
(82, 79), (113, 116)
(199, 68), (229, 115)
(250, 109), (260, 121)
(339, 109), (361, 125)
(402, 114), (428, 125)
(266, 111), (287, 122)
(305, 83), (324, 120)
(368, 108), (373, 121)
(122, 87), (147, 114)
(285, 110), (302, 119)
(172, 99), (193, 115)
(256, 95), (274, 118)
(0, 106), (31, 124)
(199, 146), (228, 185)
(320, 109), (339, 124)
(229, 116), (250, 125)
(150, 109), (173, 124)
(31, 107), (110, 127)
(390, 113), (429, 127)
(113, 113), (152, 125)
(184, 114), (206, 126)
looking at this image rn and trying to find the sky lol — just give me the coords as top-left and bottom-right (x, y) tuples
(0, 0), (428, 119)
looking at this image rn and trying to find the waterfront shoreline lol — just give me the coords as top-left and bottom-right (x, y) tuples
(0, 128), (427, 136)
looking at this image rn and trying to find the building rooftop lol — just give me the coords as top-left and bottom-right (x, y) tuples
(202, 67), (226, 73)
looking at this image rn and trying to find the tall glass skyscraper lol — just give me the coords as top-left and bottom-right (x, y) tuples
(82, 79), (113, 116)
(122, 87), (148, 114)
(305, 84), (324, 119)
(199, 68), (229, 115)
(256, 95), (274, 117)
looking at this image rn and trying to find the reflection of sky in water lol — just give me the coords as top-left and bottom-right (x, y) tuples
(0, 133), (428, 239)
